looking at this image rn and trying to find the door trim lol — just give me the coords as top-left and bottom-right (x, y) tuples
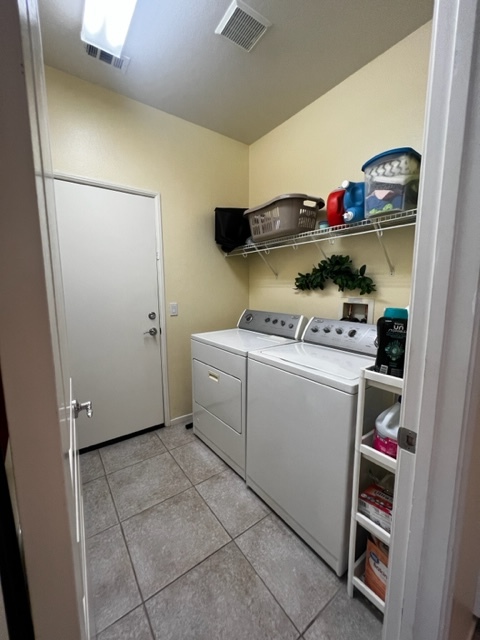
(54, 172), (171, 427)
(384, 0), (480, 637)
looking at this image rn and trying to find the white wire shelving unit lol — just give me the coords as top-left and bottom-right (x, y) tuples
(347, 367), (404, 615)
(225, 209), (417, 277)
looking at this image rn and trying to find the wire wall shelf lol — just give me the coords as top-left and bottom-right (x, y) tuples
(225, 209), (417, 277)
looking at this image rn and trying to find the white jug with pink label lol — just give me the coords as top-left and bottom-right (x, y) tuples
(373, 398), (401, 459)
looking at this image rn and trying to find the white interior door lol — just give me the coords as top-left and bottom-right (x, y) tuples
(55, 180), (165, 449)
(1, 1), (92, 637)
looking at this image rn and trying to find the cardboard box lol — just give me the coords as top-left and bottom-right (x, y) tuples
(358, 483), (393, 533)
(365, 537), (389, 601)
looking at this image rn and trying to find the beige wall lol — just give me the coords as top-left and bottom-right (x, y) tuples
(45, 67), (249, 420)
(248, 22), (432, 321)
(45, 22), (431, 418)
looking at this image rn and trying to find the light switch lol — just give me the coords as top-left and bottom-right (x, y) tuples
(169, 302), (178, 316)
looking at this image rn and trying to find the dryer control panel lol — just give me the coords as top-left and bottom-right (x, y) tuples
(237, 309), (307, 340)
(303, 317), (378, 356)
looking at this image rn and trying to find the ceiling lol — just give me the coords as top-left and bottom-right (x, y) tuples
(38, 0), (433, 144)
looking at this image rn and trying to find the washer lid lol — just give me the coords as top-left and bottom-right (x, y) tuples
(248, 342), (375, 392)
(191, 328), (298, 356)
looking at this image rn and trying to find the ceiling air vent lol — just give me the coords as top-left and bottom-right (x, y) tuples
(215, 0), (271, 52)
(85, 44), (131, 74)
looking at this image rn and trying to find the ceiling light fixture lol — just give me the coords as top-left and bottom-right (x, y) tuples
(81, 0), (138, 58)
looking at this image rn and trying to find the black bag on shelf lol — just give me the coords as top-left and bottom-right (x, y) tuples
(215, 207), (250, 253)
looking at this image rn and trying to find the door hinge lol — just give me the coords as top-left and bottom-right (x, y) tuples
(156, 251), (160, 261)
(398, 427), (417, 454)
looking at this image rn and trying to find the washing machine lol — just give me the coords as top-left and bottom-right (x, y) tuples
(246, 317), (391, 576)
(191, 310), (307, 478)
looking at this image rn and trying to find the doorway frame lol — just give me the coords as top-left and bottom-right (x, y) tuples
(383, 0), (480, 638)
(54, 172), (171, 429)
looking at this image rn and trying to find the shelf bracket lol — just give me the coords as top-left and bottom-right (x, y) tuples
(373, 223), (395, 275)
(254, 246), (278, 278)
(314, 243), (328, 259)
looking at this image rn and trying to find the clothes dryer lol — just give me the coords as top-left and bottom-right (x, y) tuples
(191, 310), (306, 478)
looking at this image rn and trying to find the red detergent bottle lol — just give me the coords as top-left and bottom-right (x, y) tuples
(326, 188), (346, 227)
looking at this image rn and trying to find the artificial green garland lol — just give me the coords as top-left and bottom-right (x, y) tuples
(295, 254), (376, 295)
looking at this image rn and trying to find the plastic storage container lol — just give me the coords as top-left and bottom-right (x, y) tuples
(362, 147), (421, 218)
(244, 194), (325, 242)
(374, 307), (408, 378)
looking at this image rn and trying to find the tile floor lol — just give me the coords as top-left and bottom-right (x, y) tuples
(80, 425), (383, 639)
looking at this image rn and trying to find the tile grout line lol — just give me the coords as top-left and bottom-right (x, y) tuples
(169, 459), (228, 486)
(102, 447), (229, 609)
(118, 481), (194, 527)
(118, 451), (233, 612)
(102, 447), (169, 476)
(82, 427), (195, 481)
(112, 495), (146, 631)
(154, 427), (197, 452)
(85, 520), (119, 542)
(97, 447), (107, 475)
(300, 584), (343, 637)
(116, 523), (155, 638)
(83, 470), (139, 635)
(192, 484), (233, 540)
(121, 482), (236, 603)
(242, 504), (345, 634)
(93, 604), (152, 640)
(79, 449), (106, 486)
(141, 601), (156, 640)
(138, 485), (290, 624)
(107, 449), (194, 520)
(84, 447), (196, 538)
(103, 469), (151, 635)
(142, 539), (233, 609)
(231, 511), (270, 540)
(232, 527), (303, 636)
(104, 469), (142, 596)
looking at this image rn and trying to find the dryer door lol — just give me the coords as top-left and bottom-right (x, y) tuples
(193, 360), (242, 433)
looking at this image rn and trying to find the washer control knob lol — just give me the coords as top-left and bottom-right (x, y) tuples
(323, 327), (331, 333)
(265, 317), (271, 323)
(280, 320), (286, 326)
(272, 319), (278, 324)
(348, 329), (357, 337)
(245, 313), (253, 323)
(311, 326), (319, 333)
(336, 328), (343, 334)
(288, 323), (294, 329)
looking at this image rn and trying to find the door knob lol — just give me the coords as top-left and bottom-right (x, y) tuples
(72, 399), (93, 419)
(144, 327), (158, 336)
